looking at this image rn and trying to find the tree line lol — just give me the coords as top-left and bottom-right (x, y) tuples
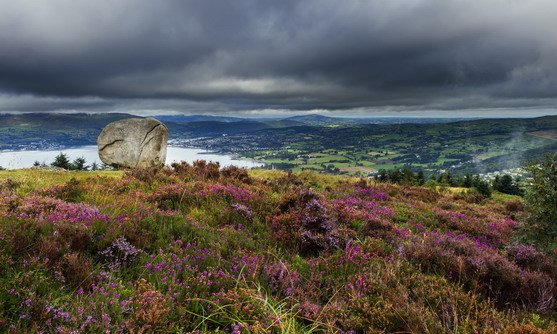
(35, 153), (109, 171)
(375, 168), (522, 197)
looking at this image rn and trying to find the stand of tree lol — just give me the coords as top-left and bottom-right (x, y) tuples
(375, 168), (523, 198)
(48, 153), (106, 171)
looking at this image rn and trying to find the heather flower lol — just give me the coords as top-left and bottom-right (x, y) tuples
(355, 186), (389, 201)
(100, 237), (142, 270)
(201, 183), (253, 202)
(45, 305), (71, 323)
(341, 242), (371, 265)
(404, 231), (557, 310)
(265, 261), (301, 297)
(298, 301), (322, 319)
(231, 323), (244, 334)
(334, 196), (396, 221)
(231, 202), (254, 218)
(14, 195), (110, 225)
(345, 273), (371, 297)
(147, 184), (191, 210)
(506, 244), (557, 275)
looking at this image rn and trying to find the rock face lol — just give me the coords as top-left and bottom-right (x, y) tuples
(97, 118), (168, 168)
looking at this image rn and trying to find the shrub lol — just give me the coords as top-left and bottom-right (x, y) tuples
(506, 244), (557, 276)
(271, 189), (350, 255)
(51, 153), (71, 170)
(36, 177), (84, 202)
(70, 157), (89, 171)
(523, 153), (557, 248)
(171, 160), (220, 180)
(125, 167), (160, 183)
(473, 178), (492, 198)
(14, 195), (110, 226)
(220, 165), (251, 184)
(493, 174), (523, 196)
(0, 178), (21, 192)
(506, 199), (524, 215)
(100, 237), (142, 270)
(147, 183), (191, 210)
(404, 232), (556, 311)
(61, 252), (94, 289)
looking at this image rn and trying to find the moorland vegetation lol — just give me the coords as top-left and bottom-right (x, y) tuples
(0, 156), (556, 333)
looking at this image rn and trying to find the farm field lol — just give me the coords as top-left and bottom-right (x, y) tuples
(190, 116), (557, 176)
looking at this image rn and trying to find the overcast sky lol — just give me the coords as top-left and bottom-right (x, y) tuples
(1, 0), (557, 117)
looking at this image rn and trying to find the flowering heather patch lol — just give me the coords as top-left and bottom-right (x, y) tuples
(354, 186), (390, 201)
(146, 183), (192, 210)
(1, 166), (557, 333)
(231, 202), (254, 218)
(506, 244), (557, 275)
(404, 231), (556, 311)
(12, 195), (110, 226)
(271, 189), (353, 255)
(432, 206), (519, 246)
(200, 183), (254, 203)
(0, 190), (20, 214)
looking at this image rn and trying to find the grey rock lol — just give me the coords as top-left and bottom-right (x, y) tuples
(97, 118), (168, 168)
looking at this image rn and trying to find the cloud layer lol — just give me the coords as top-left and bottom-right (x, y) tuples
(1, 0), (557, 114)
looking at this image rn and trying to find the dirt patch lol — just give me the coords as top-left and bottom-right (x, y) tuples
(528, 131), (557, 141)
(339, 166), (376, 173)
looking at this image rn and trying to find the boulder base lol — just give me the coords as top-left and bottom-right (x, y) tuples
(97, 118), (168, 168)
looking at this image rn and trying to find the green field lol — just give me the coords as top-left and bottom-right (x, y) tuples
(238, 117), (557, 176)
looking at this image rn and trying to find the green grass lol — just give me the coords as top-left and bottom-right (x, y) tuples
(0, 169), (123, 195)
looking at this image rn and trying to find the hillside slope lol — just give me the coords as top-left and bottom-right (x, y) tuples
(0, 113), (134, 150)
(0, 167), (556, 333)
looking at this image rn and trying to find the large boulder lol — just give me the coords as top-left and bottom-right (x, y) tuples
(97, 118), (168, 168)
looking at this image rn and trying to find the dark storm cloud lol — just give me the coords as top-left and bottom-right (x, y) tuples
(0, 0), (556, 114)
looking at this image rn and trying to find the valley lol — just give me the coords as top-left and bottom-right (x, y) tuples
(1, 113), (556, 176)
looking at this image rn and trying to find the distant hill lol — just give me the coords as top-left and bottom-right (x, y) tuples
(0, 113), (136, 150)
(283, 114), (356, 126)
(0, 112), (134, 129)
(0, 113), (307, 150)
(156, 113), (477, 127)
(283, 114), (483, 126)
(167, 120), (272, 137)
(154, 115), (245, 123)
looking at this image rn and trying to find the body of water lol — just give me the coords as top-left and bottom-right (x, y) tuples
(0, 146), (263, 169)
